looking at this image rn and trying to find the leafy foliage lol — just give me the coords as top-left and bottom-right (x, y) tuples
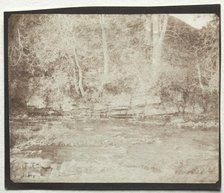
(8, 14), (219, 115)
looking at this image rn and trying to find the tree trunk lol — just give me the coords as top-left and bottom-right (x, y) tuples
(69, 56), (80, 95)
(151, 15), (168, 84)
(99, 15), (109, 96)
(144, 15), (152, 45)
(100, 14), (109, 80)
(73, 49), (85, 97)
(151, 15), (160, 82)
(196, 62), (204, 90)
(159, 15), (168, 44)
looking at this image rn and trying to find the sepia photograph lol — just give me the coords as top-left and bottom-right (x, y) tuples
(5, 5), (220, 190)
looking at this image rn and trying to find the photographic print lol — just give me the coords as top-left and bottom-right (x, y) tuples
(5, 5), (220, 190)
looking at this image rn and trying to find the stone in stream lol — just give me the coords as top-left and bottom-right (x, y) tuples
(29, 172), (41, 178)
(11, 148), (21, 154)
(83, 127), (94, 131)
(50, 164), (59, 178)
(40, 160), (52, 169)
(38, 159), (53, 176)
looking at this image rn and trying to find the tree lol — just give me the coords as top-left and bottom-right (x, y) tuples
(8, 13), (219, 115)
(31, 15), (88, 98)
(100, 15), (109, 83)
(150, 14), (168, 86)
(163, 14), (219, 113)
(8, 14), (46, 113)
(98, 14), (110, 97)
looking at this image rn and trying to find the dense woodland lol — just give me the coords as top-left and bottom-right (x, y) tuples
(8, 14), (219, 118)
(9, 14), (220, 183)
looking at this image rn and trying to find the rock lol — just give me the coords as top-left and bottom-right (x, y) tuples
(154, 138), (162, 144)
(29, 172), (41, 178)
(40, 160), (52, 169)
(11, 148), (20, 154)
(37, 150), (42, 154)
(50, 168), (60, 177)
(83, 127), (93, 131)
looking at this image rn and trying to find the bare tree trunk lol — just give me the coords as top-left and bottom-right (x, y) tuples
(73, 49), (85, 97)
(99, 14), (109, 96)
(69, 56), (80, 95)
(196, 62), (204, 90)
(144, 15), (152, 45)
(151, 15), (160, 82)
(159, 15), (168, 44)
(100, 14), (109, 79)
(151, 15), (168, 84)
